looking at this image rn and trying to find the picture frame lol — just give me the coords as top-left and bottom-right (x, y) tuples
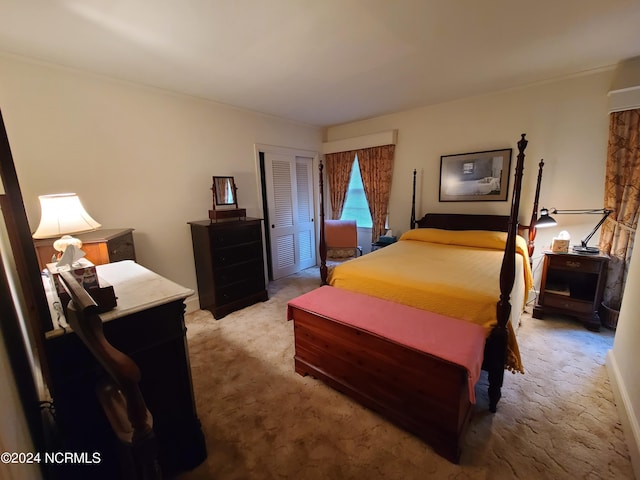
(439, 148), (512, 202)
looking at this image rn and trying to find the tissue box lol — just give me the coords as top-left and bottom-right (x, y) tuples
(46, 259), (117, 313)
(552, 238), (570, 253)
(47, 259), (99, 295)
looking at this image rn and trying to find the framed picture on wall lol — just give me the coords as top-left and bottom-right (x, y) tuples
(439, 148), (512, 202)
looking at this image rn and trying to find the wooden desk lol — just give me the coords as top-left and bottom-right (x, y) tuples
(44, 261), (206, 479)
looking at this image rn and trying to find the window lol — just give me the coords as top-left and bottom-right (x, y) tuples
(340, 156), (372, 228)
(463, 161), (475, 175)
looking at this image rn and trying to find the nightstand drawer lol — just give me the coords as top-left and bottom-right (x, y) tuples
(108, 231), (136, 262)
(544, 294), (593, 314)
(548, 255), (602, 274)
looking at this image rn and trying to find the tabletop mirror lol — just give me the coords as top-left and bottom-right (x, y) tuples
(209, 176), (246, 221)
(212, 176), (238, 207)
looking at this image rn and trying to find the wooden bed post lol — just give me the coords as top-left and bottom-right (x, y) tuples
(319, 160), (328, 285)
(487, 133), (527, 413)
(527, 159), (544, 260)
(410, 169), (416, 229)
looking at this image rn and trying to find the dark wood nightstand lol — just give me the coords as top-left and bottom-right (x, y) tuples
(533, 251), (609, 331)
(371, 236), (397, 251)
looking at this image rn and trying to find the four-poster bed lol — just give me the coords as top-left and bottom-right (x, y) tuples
(315, 134), (544, 409)
(288, 134), (543, 460)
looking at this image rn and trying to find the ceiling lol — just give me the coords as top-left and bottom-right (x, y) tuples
(1, 0), (640, 127)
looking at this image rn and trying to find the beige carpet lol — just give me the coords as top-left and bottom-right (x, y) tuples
(178, 267), (634, 480)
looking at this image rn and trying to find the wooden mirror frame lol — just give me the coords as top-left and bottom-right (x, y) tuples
(212, 176), (238, 207)
(209, 175), (246, 221)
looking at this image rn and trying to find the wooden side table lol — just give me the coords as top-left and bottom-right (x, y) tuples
(371, 236), (397, 251)
(33, 228), (136, 270)
(533, 251), (609, 331)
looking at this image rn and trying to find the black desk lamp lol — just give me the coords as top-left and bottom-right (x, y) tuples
(537, 207), (613, 254)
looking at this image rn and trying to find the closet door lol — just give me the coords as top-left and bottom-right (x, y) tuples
(264, 153), (316, 279)
(294, 156), (316, 271)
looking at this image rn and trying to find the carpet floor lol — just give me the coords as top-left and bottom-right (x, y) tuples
(178, 267), (634, 480)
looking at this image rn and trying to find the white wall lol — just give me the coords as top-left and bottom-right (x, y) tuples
(325, 69), (614, 281)
(0, 53), (322, 302)
(607, 230), (640, 478)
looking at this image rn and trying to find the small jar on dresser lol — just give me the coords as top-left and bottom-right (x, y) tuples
(188, 218), (268, 319)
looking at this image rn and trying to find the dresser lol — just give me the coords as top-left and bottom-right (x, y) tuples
(533, 251), (609, 331)
(33, 228), (136, 270)
(44, 261), (206, 479)
(189, 218), (268, 319)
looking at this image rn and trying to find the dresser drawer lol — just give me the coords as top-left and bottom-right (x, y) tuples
(209, 224), (262, 247)
(544, 294), (593, 314)
(211, 242), (263, 267)
(548, 255), (602, 274)
(214, 260), (264, 287)
(215, 277), (266, 305)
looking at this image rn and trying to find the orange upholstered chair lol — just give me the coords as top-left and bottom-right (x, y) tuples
(325, 219), (362, 259)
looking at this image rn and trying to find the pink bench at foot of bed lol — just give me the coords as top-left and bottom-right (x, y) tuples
(287, 286), (486, 463)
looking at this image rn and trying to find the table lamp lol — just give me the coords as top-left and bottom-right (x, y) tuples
(536, 207), (613, 254)
(32, 193), (101, 265)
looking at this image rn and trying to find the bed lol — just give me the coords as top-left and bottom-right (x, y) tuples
(328, 226), (533, 374)
(317, 134), (543, 412)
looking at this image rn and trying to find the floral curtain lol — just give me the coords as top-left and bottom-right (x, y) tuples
(598, 108), (640, 311)
(324, 151), (356, 219)
(357, 145), (395, 242)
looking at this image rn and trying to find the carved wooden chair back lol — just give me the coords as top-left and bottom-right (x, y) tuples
(58, 270), (161, 480)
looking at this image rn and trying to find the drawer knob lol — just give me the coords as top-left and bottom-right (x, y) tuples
(566, 261), (581, 268)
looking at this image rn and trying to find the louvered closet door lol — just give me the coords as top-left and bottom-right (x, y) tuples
(264, 153), (316, 279)
(294, 156), (316, 271)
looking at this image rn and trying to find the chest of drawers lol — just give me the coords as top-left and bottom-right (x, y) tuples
(189, 218), (268, 319)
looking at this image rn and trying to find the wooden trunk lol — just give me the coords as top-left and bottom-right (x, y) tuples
(291, 307), (474, 463)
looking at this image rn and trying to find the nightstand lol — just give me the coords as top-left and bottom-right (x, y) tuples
(33, 228), (136, 271)
(533, 251), (609, 331)
(371, 236), (397, 251)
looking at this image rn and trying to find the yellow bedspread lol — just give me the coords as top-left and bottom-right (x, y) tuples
(328, 228), (533, 374)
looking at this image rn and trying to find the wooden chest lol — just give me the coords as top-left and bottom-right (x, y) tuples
(288, 286), (486, 463)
